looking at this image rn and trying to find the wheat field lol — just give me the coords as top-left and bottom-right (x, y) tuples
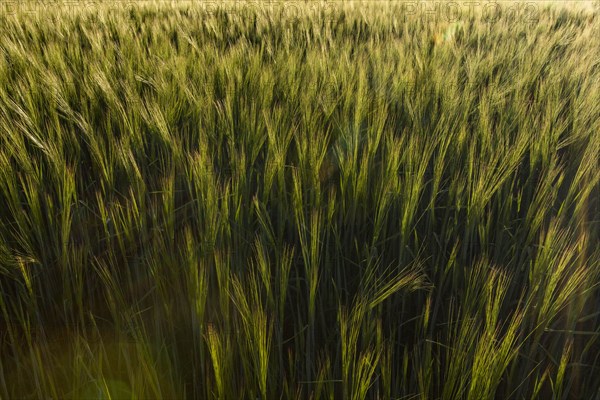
(0, 1), (599, 399)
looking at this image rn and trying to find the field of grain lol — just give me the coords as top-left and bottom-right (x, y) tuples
(0, 1), (599, 398)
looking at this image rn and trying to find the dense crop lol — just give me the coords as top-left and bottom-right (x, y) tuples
(0, 2), (598, 398)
